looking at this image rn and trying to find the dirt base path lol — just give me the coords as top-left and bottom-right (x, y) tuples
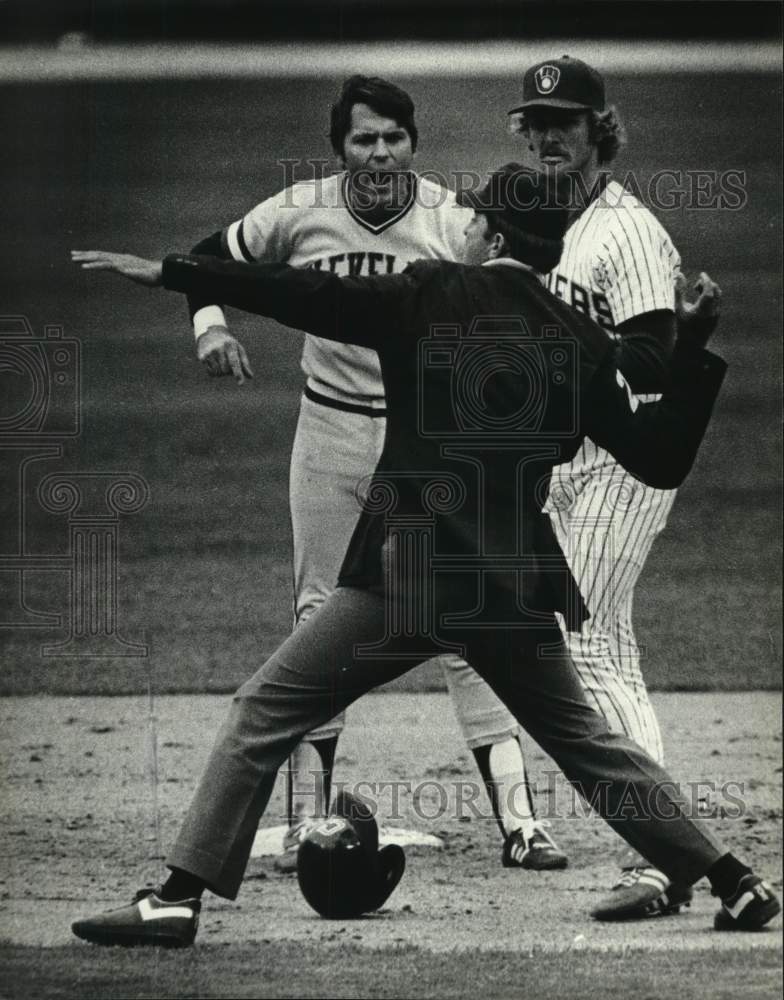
(2, 692), (781, 954)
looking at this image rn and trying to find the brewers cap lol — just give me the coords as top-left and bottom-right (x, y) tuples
(509, 55), (605, 113)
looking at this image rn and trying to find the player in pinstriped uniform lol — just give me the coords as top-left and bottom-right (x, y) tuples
(188, 77), (567, 872)
(544, 180), (680, 765)
(503, 54), (713, 919)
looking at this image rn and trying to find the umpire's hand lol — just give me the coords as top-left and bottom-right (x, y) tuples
(71, 250), (163, 286)
(675, 271), (722, 350)
(197, 325), (254, 385)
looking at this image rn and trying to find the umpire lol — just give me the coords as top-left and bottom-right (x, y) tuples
(71, 166), (779, 943)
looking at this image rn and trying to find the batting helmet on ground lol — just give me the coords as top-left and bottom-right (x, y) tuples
(296, 790), (406, 919)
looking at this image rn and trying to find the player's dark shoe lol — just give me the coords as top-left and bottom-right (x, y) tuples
(714, 874), (780, 931)
(71, 888), (200, 947)
(502, 823), (569, 870)
(591, 866), (692, 921)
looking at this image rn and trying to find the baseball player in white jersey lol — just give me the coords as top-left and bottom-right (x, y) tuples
(545, 182), (677, 763)
(190, 77), (567, 872)
(499, 54), (718, 919)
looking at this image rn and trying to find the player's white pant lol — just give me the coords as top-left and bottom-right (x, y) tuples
(289, 391), (384, 740)
(543, 462), (675, 762)
(289, 390), (516, 745)
(290, 392), (386, 626)
(440, 655), (519, 747)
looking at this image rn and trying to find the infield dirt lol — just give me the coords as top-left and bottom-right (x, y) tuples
(2, 691), (781, 984)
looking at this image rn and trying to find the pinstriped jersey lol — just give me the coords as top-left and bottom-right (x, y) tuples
(224, 172), (470, 404)
(544, 179), (681, 476)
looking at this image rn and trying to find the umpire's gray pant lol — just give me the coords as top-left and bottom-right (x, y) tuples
(168, 587), (723, 899)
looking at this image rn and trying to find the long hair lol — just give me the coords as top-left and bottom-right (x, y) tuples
(590, 108), (625, 165)
(512, 107), (626, 166)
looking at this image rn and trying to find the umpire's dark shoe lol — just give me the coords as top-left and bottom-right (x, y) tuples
(714, 874), (780, 931)
(72, 888), (200, 947)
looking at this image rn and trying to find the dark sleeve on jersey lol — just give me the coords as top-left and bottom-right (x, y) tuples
(615, 310), (676, 393)
(161, 253), (412, 348)
(184, 231), (231, 322)
(581, 335), (727, 489)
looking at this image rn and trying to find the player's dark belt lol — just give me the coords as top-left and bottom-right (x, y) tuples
(305, 385), (387, 418)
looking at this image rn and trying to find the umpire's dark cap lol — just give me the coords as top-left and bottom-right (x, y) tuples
(509, 55), (605, 113)
(457, 164), (571, 243)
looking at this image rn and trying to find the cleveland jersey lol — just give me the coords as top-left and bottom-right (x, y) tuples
(213, 172), (470, 405)
(544, 179), (681, 475)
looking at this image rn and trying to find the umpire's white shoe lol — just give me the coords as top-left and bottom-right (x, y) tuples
(714, 874), (780, 931)
(72, 888), (200, 947)
(502, 822), (569, 870)
(591, 866), (692, 921)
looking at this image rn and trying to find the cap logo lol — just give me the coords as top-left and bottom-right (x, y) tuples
(534, 65), (560, 95)
(313, 817), (349, 837)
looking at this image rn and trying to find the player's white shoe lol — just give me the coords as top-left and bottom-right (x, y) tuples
(591, 865), (692, 921)
(502, 822), (569, 870)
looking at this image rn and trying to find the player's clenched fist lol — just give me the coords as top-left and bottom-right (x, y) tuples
(71, 250), (163, 286)
(196, 326), (254, 385)
(675, 270), (723, 349)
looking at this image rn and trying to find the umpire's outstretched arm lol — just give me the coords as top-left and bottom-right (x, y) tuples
(162, 253), (412, 348)
(161, 254), (726, 492)
(185, 231), (231, 320)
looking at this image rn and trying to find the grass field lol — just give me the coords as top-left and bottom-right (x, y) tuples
(1, 70), (782, 694)
(1, 943), (781, 1000)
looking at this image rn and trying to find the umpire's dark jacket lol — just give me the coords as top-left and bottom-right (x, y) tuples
(163, 255), (726, 631)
